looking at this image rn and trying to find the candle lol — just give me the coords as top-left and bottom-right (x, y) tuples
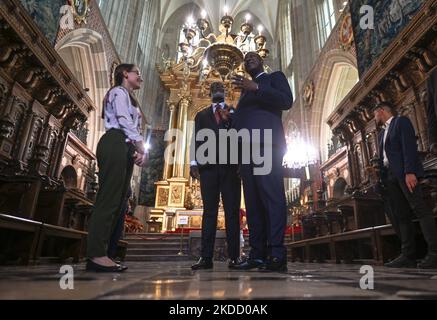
(257, 25), (263, 36)
(224, 5), (229, 16)
(186, 16), (194, 27)
(305, 166), (310, 180)
(245, 13), (251, 24)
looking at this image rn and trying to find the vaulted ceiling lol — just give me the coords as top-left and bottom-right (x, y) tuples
(160, 0), (279, 39)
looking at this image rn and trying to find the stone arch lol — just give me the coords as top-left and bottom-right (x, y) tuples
(307, 49), (358, 152)
(159, 2), (204, 60)
(55, 29), (111, 153)
(319, 61), (359, 162)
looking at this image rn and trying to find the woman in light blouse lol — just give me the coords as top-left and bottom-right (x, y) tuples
(86, 64), (147, 272)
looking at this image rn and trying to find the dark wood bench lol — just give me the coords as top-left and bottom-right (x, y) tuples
(0, 213), (42, 265)
(331, 227), (378, 264)
(287, 227), (379, 264)
(0, 177), (42, 219)
(287, 234), (333, 263)
(35, 224), (87, 263)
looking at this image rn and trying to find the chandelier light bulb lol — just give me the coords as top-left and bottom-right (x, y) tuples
(245, 14), (251, 23)
(224, 5), (229, 16)
(257, 25), (264, 35)
(201, 10), (207, 19)
(186, 16), (195, 27)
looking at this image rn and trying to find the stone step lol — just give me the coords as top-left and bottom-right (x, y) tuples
(126, 242), (189, 249)
(125, 233), (189, 239)
(126, 240), (189, 245)
(125, 254), (193, 262)
(125, 234), (252, 240)
(126, 243), (251, 250)
(125, 236), (189, 241)
(126, 248), (185, 255)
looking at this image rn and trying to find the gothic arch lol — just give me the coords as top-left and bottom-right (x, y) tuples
(55, 29), (111, 153)
(307, 49), (358, 159)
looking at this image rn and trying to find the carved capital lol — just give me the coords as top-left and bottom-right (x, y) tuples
(406, 48), (432, 74)
(387, 70), (409, 93)
(166, 100), (177, 113)
(356, 105), (373, 122)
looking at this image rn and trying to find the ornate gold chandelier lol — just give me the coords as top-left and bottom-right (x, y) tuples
(178, 7), (270, 81)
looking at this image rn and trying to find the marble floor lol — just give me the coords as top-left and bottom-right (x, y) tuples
(0, 261), (436, 300)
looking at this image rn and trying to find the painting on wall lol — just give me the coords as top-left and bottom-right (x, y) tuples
(139, 130), (166, 207)
(349, 0), (425, 77)
(19, 0), (66, 46)
(169, 183), (185, 207)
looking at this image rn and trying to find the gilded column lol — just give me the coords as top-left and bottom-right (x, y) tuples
(172, 97), (190, 178)
(162, 101), (177, 180)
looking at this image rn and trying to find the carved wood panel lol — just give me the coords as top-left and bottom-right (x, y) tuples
(9, 98), (29, 158)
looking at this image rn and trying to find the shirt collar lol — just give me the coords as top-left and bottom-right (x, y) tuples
(255, 72), (266, 79)
(212, 102), (225, 111)
(384, 116), (394, 129)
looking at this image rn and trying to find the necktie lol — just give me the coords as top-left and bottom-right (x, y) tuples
(214, 105), (222, 125)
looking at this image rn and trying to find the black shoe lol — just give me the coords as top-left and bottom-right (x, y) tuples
(86, 259), (127, 273)
(109, 258), (129, 271)
(417, 254), (437, 269)
(384, 255), (417, 268)
(259, 257), (288, 273)
(191, 257), (213, 270)
(231, 258), (265, 270)
(228, 256), (246, 269)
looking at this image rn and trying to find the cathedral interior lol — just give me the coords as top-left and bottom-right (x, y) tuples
(1, 0), (437, 301)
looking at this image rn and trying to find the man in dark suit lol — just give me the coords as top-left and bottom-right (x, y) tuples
(230, 52), (293, 272)
(375, 103), (437, 268)
(190, 82), (243, 270)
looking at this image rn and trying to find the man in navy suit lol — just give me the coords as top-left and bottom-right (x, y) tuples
(230, 52), (293, 272)
(375, 103), (437, 268)
(190, 82), (242, 270)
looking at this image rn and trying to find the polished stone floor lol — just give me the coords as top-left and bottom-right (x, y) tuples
(0, 261), (436, 300)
